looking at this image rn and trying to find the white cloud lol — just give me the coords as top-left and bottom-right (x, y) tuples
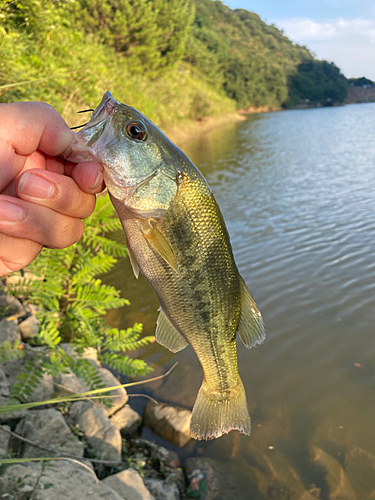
(276, 17), (375, 79)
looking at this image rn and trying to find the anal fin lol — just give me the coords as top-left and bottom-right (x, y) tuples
(155, 308), (188, 353)
(237, 276), (265, 348)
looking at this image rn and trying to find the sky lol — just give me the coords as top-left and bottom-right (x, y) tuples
(223, 0), (375, 80)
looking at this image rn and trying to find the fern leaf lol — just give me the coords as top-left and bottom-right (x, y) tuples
(102, 324), (155, 352)
(71, 253), (117, 285)
(37, 312), (62, 349)
(72, 282), (128, 313)
(82, 233), (128, 257)
(100, 352), (153, 377)
(0, 340), (25, 364)
(9, 359), (45, 402)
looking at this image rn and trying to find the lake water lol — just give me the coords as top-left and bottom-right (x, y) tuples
(106, 103), (375, 498)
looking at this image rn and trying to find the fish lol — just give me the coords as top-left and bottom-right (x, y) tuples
(62, 91), (265, 440)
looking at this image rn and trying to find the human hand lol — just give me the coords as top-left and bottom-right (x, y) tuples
(0, 101), (104, 276)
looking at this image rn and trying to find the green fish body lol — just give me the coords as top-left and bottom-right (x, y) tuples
(63, 92), (265, 440)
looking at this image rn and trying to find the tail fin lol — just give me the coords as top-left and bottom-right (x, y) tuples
(190, 380), (251, 440)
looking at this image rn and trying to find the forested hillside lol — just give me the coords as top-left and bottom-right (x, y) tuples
(0, 0), (349, 128)
(186, 0), (313, 108)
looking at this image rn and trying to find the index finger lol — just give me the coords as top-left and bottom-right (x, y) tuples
(0, 101), (74, 190)
(0, 101), (73, 156)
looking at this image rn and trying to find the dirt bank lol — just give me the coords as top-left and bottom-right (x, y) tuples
(166, 112), (246, 147)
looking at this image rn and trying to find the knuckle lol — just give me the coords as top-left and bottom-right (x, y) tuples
(53, 218), (84, 249)
(55, 180), (95, 218)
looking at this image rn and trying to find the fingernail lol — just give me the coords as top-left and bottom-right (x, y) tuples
(0, 200), (24, 221)
(89, 170), (104, 190)
(18, 172), (55, 199)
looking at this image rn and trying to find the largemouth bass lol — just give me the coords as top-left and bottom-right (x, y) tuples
(63, 92), (265, 440)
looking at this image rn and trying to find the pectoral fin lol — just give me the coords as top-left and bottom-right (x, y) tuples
(155, 308), (188, 353)
(127, 246), (140, 279)
(142, 222), (178, 273)
(237, 277), (265, 348)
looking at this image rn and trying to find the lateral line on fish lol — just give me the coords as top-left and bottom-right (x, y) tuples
(178, 191), (231, 393)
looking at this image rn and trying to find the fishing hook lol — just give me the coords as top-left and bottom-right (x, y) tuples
(70, 123), (88, 130)
(70, 108), (95, 130)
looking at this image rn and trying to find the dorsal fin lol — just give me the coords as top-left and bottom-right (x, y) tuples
(155, 308), (188, 353)
(237, 277), (265, 348)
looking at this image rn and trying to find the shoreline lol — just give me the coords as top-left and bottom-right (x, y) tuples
(166, 112), (246, 147)
(166, 105), (281, 148)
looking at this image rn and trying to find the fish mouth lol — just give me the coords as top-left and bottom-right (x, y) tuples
(83, 92), (117, 138)
(91, 91), (118, 122)
(77, 92), (120, 152)
(61, 92), (119, 163)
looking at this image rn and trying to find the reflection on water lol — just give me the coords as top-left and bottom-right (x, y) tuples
(105, 103), (375, 497)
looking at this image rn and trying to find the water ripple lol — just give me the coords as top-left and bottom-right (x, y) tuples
(184, 104), (375, 430)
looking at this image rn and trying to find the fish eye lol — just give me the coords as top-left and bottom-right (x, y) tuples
(125, 121), (147, 141)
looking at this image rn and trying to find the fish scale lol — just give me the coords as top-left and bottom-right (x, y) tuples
(62, 91), (266, 440)
(159, 171), (241, 396)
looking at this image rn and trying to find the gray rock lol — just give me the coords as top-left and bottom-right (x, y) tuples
(99, 367), (128, 416)
(0, 367), (10, 397)
(19, 315), (40, 340)
(4, 360), (54, 404)
(15, 408), (84, 458)
(0, 425), (11, 456)
(55, 369), (88, 394)
(59, 343), (97, 361)
(0, 461), (124, 500)
(26, 303), (41, 316)
(68, 401), (122, 461)
(144, 401), (191, 447)
(83, 346), (98, 361)
(28, 371), (55, 403)
(0, 395), (29, 424)
(144, 478), (180, 500)
(58, 342), (78, 357)
(1, 344), (54, 404)
(54, 357), (128, 416)
(0, 316), (21, 344)
(103, 468), (155, 500)
(128, 439), (184, 492)
(111, 405), (142, 437)
(0, 291), (26, 318)
(131, 439), (179, 465)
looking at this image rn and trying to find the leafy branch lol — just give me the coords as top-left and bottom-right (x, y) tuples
(5, 194), (154, 402)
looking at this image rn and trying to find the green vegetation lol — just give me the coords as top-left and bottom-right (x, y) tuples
(185, 0), (313, 108)
(1, 0), (354, 120)
(287, 60), (348, 107)
(4, 195), (154, 402)
(0, 0), (234, 129)
(349, 77), (375, 87)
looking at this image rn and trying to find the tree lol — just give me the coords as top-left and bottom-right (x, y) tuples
(69, 0), (194, 72)
(287, 59), (348, 106)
